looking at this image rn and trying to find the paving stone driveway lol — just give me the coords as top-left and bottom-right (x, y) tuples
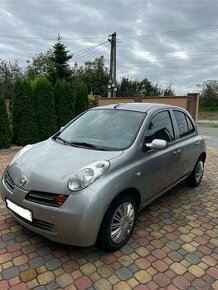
(0, 147), (217, 290)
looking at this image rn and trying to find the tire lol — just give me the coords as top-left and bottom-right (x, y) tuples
(186, 157), (204, 187)
(97, 194), (137, 251)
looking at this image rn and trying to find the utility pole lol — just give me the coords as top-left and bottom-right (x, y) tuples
(108, 32), (117, 98)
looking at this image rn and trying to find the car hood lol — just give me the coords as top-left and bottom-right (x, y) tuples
(8, 139), (123, 193)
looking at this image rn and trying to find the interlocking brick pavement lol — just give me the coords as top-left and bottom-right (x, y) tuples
(0, 147), (217, 290)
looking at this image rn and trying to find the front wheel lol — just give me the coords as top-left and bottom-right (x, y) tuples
(186, 157), (204, 187)
(97, 195), (137, 251)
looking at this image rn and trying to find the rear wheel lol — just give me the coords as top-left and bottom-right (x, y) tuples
(186, 157), (204, 187)
(97, 194), (137, 251)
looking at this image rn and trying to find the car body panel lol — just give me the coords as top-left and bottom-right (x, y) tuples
(0, 103), (206, 247)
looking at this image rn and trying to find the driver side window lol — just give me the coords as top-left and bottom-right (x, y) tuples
(145, 111), (175, 145)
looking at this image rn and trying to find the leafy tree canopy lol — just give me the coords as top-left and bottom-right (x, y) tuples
(0, 59), (23, 99)
(26, 50), (54, 80)
(117, 77), (167, 97)
(76, 56), (109, 96)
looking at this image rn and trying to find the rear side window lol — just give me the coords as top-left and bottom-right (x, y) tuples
(145, 110), (175, 143)
(173, 110), (195, 138)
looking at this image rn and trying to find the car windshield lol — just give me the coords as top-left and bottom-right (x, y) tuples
(56, 109), (146, 150)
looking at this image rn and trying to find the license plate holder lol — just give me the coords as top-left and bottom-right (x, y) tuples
(6, 199), (32, 222)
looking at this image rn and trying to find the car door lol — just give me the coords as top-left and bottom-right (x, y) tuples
(171, 110), (201, 177)
(137, 110), (183, 205)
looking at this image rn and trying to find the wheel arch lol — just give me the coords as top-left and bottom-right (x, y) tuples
(199, 152), (206, 163)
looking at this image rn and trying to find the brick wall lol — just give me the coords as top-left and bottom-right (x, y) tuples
(97, 93), (199, 121)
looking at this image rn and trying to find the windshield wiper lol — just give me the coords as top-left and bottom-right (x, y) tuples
(70, 141), (108, 151)
(54, 136), (72, 146)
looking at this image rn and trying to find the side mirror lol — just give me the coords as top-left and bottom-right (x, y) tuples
(146, 139), (167, 150)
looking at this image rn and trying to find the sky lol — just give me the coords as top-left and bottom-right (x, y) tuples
(0, 0), (218, 95)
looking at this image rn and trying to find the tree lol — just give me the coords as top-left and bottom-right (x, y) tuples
(49, 36), (73, 84)
(0, 59), (23, 99)
(0, 95), (11, 148)
(117, 77), (163, 97)
(198, 80), (218, 109)
(12, 80), (39, 145)
(54, 79), (74, 128)
(75, 80), (89, 116)
(76, 56), (109, 96)
(25, 50), (54, 80)
(32, 77), (57, 140)
(117, 77), (138, 97)
(163, 82), (175, 96)
(138, 79), (162, 96)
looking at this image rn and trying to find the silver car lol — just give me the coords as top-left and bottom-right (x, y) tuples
(1, 103), (206, 251)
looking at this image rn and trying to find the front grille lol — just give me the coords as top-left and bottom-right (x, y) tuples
(33, 218), (54, 231)
(25, 191), (67, 207)
(4, 172), (15, 191)
(10, 209), (54, 232)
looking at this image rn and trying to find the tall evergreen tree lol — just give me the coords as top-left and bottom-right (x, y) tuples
(13, 80), (39, 145)
(49, 35), (73, 84)
(0, 95), (11, 148)
(75, 80), (89, 116)
(32, 77), (57, 140)
(54, 79), (74, 128)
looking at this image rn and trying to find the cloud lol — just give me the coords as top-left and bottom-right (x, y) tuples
(0, 0), (218, 94)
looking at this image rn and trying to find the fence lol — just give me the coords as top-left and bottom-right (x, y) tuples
(96, 93), (199, 121)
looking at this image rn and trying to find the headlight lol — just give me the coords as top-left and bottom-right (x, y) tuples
(68, 160), (110, 191)
(10, 145), (33, 165)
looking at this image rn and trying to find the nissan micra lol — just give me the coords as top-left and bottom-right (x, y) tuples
(1, 103), (206, 251)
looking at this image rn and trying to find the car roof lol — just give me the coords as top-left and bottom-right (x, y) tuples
(93, 102), (176, 113)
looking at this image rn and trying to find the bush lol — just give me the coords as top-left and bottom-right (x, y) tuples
(12, 79), (39, 145)
(75, 80), (89, 116)
(32, 77), (57, 140)
(0, 95), (11, 148)
(54, 79), (74, 128)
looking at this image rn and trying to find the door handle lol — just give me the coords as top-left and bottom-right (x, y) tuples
(195, 141), (200, 145)
(174, 149), (181, 155)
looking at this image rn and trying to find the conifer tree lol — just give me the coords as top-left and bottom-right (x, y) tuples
(0, 95), (11, 148)
(75, 80), (89, 116)
(49, 35), (73, 84)
(32, 77), (57, 140)
(54, 79), (74, 128)
(13, 80), (39, 145)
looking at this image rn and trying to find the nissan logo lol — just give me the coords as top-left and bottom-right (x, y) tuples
(19, 176), (28, 187)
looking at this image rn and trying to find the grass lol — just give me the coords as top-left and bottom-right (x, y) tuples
(197, 122), (218, 128)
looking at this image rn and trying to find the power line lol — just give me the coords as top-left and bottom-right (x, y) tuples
(73, 41), (109, 57)
(119, 24), (218, 41)
(0, 34), (107, 41)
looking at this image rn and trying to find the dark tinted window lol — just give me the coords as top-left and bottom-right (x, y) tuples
(173, 110), (195, 138)
(145, 111), (174, 144)
(186, 115), (195, 133)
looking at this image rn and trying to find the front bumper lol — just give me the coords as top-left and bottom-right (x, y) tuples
(0, 171), (107, 247)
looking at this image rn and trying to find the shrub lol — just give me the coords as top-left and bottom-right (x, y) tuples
(0, 95), (11, 148)
(12, 80), (39, 145)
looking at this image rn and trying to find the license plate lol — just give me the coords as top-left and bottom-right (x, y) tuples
(6, 199), (32, 222)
